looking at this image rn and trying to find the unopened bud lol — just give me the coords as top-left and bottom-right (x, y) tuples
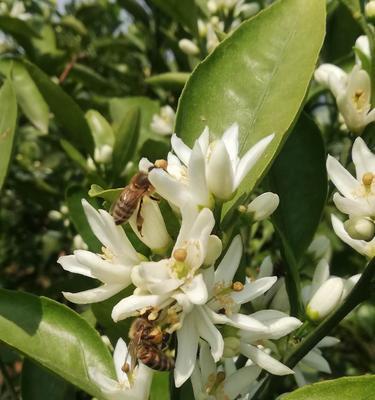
(247, 192), (279, 221)
(365, 1), (375, 19)
(173, 248), (187, 262)
(223, 337), (240, 358)
(344, 217), (375, 241)
(154, 159), (168, 169)
(306, 277), (344, 321)
(238, 205), (247, 213)
(178, 39), (200, 56)
(232, 281), (244, 291)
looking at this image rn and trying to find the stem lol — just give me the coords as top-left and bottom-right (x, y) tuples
(253, 257), (375, 399)
(0, 357), (17, 400)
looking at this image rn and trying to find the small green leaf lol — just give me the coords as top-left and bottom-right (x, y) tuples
(0, 289), (115, 397)
(66, 186), (101, 252)
(112, 107), (141, 182)
(89, 184), (123, 203)
(24, 61), (94, 155)
(149, 0), (198, 36)
(146, 72), (189, 90)
(22, 359), (76, 400)
(150, 372), (170, 400)
(281, 375), (375, 400)
(0, 79), (17, 191)
(0, 15), (39, 40)
(175, 0), (326, 211)
(59, 15), (88, 36)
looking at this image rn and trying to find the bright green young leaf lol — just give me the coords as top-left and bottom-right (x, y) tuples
(89, 184), (123, 203)
(24, 61), (94, 155)
(59, 15), (88, 36)
(146, 72), (189, 90)
(150, 372), (170, 400)
(66, 186), (101, 252)
(112, 107), (141, 183)
(22, 359), (76, 400)
(0, 289), (115, 398)
(281, 375), (375, 400)
(0, 79), (17, 191)
(149, 0), (198, 36)
(0, 60), (49, 134)
(175, 0), (326, 210)
(268, 113), (327, 316)
(86, 110), (115, 148)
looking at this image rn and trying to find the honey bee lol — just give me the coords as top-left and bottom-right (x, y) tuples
(111, 171), (154, 228)
(124, 316), (175, 372)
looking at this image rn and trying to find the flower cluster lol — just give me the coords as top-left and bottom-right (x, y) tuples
(58, 124), (304, 400)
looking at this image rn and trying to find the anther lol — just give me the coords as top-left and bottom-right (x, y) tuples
(237, 205), (247, 213)
(122, 363), (130, 373)
(154, 159), (168, 169)
(232, 281), (244, 291)
(362, 172), (374, 187)
(173, 248), (187, 262)
(216, 371), (226, 383)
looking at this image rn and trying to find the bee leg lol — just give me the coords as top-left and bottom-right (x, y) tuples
(137, 198), (144, 235)
(149, 194), (160, 202)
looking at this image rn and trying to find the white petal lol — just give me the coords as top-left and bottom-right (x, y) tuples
(352, 137), (375, 179)
(215, 235), (242, 285)
(234, 134), (274, 189)
(199, 340), (216, 386)
(191, 364), (203, 399)
(132, 364), (154, 400)
(293, 366), (307, 387)
(225, 313), (268, 333)
(63, 283), (125, 304)
(197, 126), (210, 155)
(113, 338), (129, 382)
(326, 155), (358, 199)
(204, 235), (223, 266)
(239, 343), (294, 375)
(333, 193), (375, 217)
(257, 256), (273, 278)
(88, 368), (119, 394)
(309, 259), (330, 300)
(148, 169), (188, 209)
(171, 134), (192, 165)
(301, 349), (331, 373)
(231, 277), (277, 304)
(314, 64), (347, 97)
(111, 294), (170, 322)
(222, 123), (239, 168)
(195, 307), (224, 361)
(206, 140), (235, 199)
(174, 313), (199, 387)
(182, 274), (208, 305)
(188, 141), (210, 206)
(342, 273), (361, 299)
(224, 365), (261, 400)
(316, 336), (340, 348)
(139, 157), (154, 172)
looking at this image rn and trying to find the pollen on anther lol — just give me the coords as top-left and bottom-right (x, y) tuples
(154, 159), (168, 169)
(232, 281), (244, 291)
(173, 248), (187, 261)
(362, 172), (374, 186)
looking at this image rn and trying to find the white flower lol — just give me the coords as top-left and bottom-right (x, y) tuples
(365, 1), (375, 18)
(58, 200), (142, 304)
(307, 234), (332, 262)
(9, 1), (31, 20)
(355, 36), (371, 66)
(148, 124), (274, 210)
(293, 336), (340, 387)
(89, 338), (153, 400)
(234, 1), (260, 18)
(73, 234), (88, 250)
(191, 340), (261, 400)
(179, 39), (200, 56)
(304, 259), (361, 321)
(247, 192), (279, 221)
(327, 137), (375, 218)
(315, 64), (375, 134)
(94, 144), (113, 164)
(150, 105), (176, 136)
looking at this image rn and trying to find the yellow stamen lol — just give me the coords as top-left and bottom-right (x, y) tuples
(154, 159), (168, 169)
(362, 172), (374, 187)
(173, 248), (187, 261)
(232, 281), (244, 292)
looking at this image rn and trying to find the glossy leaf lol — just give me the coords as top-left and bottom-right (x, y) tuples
(175, 0), (326, 209)
(112, 107), (141, 181)
(0, 79), (17, 191)
(22, 359), (75, 400)
(89, 184), (123, 203)
(150, 372), (170, 400)
(86, 110), (115, 148)
(146, 72), (189, 90)
(0, 16), (39, 40)
(118, 0), (150, 25)
(149, 0), (198, 36)
(24, 61), (94, 155)
(0, 289), (115, 397)
(66, 185), (101, 252)
(281, 375), (375, 400)
(0, 60), (49, 134)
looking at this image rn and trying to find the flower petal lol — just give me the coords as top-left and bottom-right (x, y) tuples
(301, 349), (331, 373)
(182, 274), (208, 305)
(326, 155), (358, 199)
(239, 343), (294, 375)
(174, 313), (199, 387)
(231, 276), (277, 304)
(63, 283), (125, 304)
(113, 338), (129, 383)
(224, 365), (261, 400)
(171, 134), (191, 165)
(188, 141), (210, 206)
(199, 340), (216, 386)
(333, 192), (375, 217)
(222, 123), (239, 168)
(352, 137), (375, 179)
(309, 259), (330, 300)
(214, 235), (242, 285)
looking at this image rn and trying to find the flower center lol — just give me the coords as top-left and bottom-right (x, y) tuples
(353, 90), (366, 111)
(101, 246), (114, 262)
(213, 282), (235, 315)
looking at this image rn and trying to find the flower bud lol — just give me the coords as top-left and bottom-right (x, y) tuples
(178, 39), (200, 56)
(365, 1), (375, 19)
(94, 144), (113, 164)
(247, 192), (279, 221)
(344, 217), (375, 241)
(223, 336), (241, 358)
(306, 277), (344, 321)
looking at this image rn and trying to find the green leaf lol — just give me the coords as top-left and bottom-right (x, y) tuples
(150, 372), (170, 400)
(24, 61), (94, 155)
(0, 79), (17, 191)
(86, 110), (115, 148)
(281, 375), (375, 400)
(0, 60), (49, 134)
(118, 0), (150, 25)
(22, 359), (76, 400)
(0, 16), (39, 40)
(89, 184), (123, 203)
(0, 289), (115, 397)
(146, 72), (189, 90)
(268, 113), (327, 316)
(175, 0), (326, 210)
(112, 107), (141, 181)
(149, 0), (198, 36)
(59, 15), (88, 36)
(66, 185), (101, 252)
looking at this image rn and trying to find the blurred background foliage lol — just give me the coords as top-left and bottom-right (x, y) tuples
(0, 0), (374, 399)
